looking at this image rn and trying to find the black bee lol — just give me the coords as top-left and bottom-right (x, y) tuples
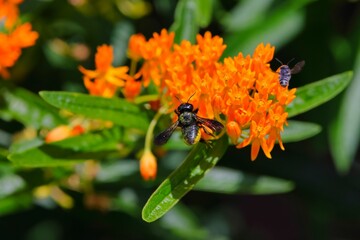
(276, 58), (305, 87)
(154, 96), (224, 145)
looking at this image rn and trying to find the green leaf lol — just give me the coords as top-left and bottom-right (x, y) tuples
(221, 0), (274, 32)
(0, 193), (32, 216)
(8, 127), (123, 167)
(223, 0), (311, 57)
(142, 136), (228, 222)
(281, 120), (322, 143)
(0, 82), (66, 129)
(39, 91), (149, 131)
(195, 0), (214, 27)
(170, 0), (198, 44)
(194, 167), (294, 194)
(287, 71), (353, 118)
(329, 46), (360, 174)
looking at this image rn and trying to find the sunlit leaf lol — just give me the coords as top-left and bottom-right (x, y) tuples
(8, 127), (123, 167)
(329, 46), (360, 174)
(142, 135), (228, 222)
(282, 120), (322, 143)
(287, 71), (353, 118)
(170, 0), (198, 44)
(39, 91), (149, 131)
(194, 167), (294, 194)
(0, 83), (67, 129)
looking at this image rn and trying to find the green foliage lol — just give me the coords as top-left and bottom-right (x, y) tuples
(286, 71), (353, 118)
(329, 45), (360, 174)
(0, 0), (359, 238)
(142, 135), (228, 222)
(8, 127), (124, 167)
(194, 166), (295, 194)
(39, 91), (149, 131)
(0, 83), (66, 129)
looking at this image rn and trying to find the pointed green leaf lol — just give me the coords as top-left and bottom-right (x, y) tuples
(170, 0), (198, 44)
(39, 91), (149, 131)
(194, 167), (294, 194)
(142, 136), (228, 222)
(282, 120), (322, 143)
(8, 127), (123, 167)
(0, 82), (66, 129)
(287, 71), (353, 118)
(329, 46), (360, 174)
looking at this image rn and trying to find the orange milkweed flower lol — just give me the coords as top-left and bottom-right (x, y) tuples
(0, 0), (23, 29)
(0, 2), (39, 79)
(79, 45), (132, 98)
(125, 29), (297, 161)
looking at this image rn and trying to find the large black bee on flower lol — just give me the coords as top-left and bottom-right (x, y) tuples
(154, 95), (224, 145)
(276, 58), (305, 87)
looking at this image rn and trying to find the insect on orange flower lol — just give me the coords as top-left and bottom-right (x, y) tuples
(276, 58), (305, 87)
(154, 94), (224, 145)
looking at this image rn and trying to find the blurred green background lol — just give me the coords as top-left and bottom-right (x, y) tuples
(1, 0), (360, 239)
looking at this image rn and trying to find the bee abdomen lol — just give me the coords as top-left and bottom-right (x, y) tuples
(182, 125), (201, 145)
(279, 66), (291, 87)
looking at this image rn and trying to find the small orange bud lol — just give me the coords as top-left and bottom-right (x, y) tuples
(140, 150), (157, 181)
(45, 125), (84, 143)
(226, 121), (241, 144)
(45, 125), (72, 143)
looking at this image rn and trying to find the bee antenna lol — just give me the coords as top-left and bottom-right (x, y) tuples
(275, 58), (283, 65)
(175, 95), (182, 103)
(187, 92), (196, 103)
(287, 58), (295, 65)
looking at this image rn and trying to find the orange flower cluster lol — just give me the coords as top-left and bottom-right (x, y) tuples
(79, 45), (141, 99)
(0, 0), (38, 79)
(127, 30), (296, 161)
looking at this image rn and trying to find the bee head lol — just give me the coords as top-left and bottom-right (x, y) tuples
(177, 103), (194, 113)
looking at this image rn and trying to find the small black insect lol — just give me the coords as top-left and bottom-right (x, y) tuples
(154, 94), (224, 145)
(276, 58), (305, 87)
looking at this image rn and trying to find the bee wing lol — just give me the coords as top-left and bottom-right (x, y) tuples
(290, 60), (305, 74)
(154, 121), (179, 145)
(196, 116), (224, 134)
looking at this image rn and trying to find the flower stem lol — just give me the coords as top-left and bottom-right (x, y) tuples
(144, 106), (168, 151)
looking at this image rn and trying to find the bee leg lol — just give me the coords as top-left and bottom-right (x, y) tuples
(201, 126), (215, 137)
(194, 108), (199, 113)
